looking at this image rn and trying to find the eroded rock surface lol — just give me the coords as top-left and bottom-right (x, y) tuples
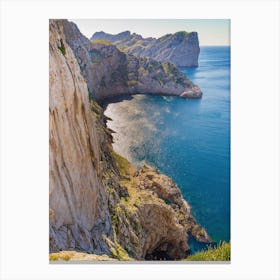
(61, 20), (202, 101)
(111, 159), (210, 260)
(91, 30), (200, 67)
(49, 19), (114, 254)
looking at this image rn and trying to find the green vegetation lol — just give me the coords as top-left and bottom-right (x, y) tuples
(89, 99), (102, 117)
(112, 151), (131, 178)
(127, 80), (138, 87)
(186, 242), (230, 261)
(91, 39), (112, 45)
(110, 242), (131, 261)
(49, 254), (59, 261)
(49, 252), (73, 261)
(58, 39), (66, 56)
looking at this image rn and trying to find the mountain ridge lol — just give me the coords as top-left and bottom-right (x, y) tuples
(91, 30), (200, 67)
(61, 20), (202, 101)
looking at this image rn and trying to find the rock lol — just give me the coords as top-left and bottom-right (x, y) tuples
(112, 160), (211, 260)
(60, 20), (202, 101)
(92, 30), (131, 43)
(118, 185), (129, 198)
(49, 19), (114, 254)
(91, 30), (200, 67)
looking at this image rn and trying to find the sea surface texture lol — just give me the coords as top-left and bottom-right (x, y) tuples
(104, 46), (230, 245)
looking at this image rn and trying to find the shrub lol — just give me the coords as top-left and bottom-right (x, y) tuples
(127, 80), (138, 87)
(58, 39), (66, 56)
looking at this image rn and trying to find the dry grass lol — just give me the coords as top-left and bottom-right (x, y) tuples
(186, 242), (230, 261)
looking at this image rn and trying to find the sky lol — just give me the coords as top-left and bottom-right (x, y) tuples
(70, 19), (230, 46)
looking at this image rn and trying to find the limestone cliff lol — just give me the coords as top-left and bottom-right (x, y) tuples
(49, 19), (210, 261)
(61, 20), (202, 101)
(91, 30), (200, 67)
(49, 19), (114, 254)
(110, 158), (210, 260)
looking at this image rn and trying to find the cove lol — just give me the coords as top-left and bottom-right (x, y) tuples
(103, 46), (230, 247)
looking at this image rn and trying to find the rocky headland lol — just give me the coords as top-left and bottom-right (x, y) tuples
(91, 30), (200, 67)
(49, 19), (210, 261)
(60, 20), (202, 101)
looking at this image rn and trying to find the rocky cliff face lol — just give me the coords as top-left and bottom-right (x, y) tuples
(49, 19), (210, 261)
(91, 30), (200, 67)
(61, 20), (202, 101)
(110, 160), (210, 260)
(49, 19), (115, 255)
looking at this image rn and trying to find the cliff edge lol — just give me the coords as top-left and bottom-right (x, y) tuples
(49, 19), (210, 261)
(61, 20), (202, 101)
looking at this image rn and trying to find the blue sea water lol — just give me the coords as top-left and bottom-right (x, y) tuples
(104, 46), (230, 247)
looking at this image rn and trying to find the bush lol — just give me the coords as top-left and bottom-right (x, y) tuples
(58, 39), (66, 56)
(127, 80), (138, 87)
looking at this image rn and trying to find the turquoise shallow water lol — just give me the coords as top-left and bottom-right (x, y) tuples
(104, 46), (230, 245)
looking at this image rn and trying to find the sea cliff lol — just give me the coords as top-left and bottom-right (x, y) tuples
(49, 19), (210, 261)
(61, 20), (202, 101)
(91, 30), (200, 67)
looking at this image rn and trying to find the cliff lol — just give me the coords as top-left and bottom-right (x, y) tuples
(61, 20), (202, 101)
(49, 19), (210, 261)
(49, 19), (114, 255)
(91, 30), (200, 67)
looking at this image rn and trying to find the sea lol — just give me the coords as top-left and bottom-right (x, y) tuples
(104, 46), (230, 252)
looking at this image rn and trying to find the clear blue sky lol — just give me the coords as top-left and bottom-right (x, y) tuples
(70, 19), (230, 46)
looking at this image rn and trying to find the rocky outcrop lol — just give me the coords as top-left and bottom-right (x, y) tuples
(111, 159), (210, 260)
(91, 30), (200, 67)
(49, 19), (210, 261)
(93, 30), (131, 43)
(60, 20), (202, 101)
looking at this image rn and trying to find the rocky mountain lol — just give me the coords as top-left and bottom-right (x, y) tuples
(49, 19), (210, 261)
(61, 20), (202, 101)
(91, 30), (200, 67)
(92, 30), (131, 43)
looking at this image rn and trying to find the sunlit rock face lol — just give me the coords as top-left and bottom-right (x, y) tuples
(61, 20), (202, 101)
(91, 30), (200, 67)
(49, 19), (113, 254)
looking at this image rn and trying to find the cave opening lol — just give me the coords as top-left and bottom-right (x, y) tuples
(145, 249), (175, 261)
(145, 242), (182, 261)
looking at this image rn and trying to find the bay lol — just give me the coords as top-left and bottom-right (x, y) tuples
(104, 46), (230, 246)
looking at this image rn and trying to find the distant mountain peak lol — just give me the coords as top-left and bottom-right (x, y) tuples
(91, 30), (200, 67)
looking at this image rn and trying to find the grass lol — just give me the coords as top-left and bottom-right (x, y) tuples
(110, 242), (132, 261)
(91, 39), (112, 45)
(58, 39), (66, 56)
(186, 242), (230, 261)
(49, 251), (74, 261)
(112, 151), (131, 178)
(127, 80), (138, 87)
